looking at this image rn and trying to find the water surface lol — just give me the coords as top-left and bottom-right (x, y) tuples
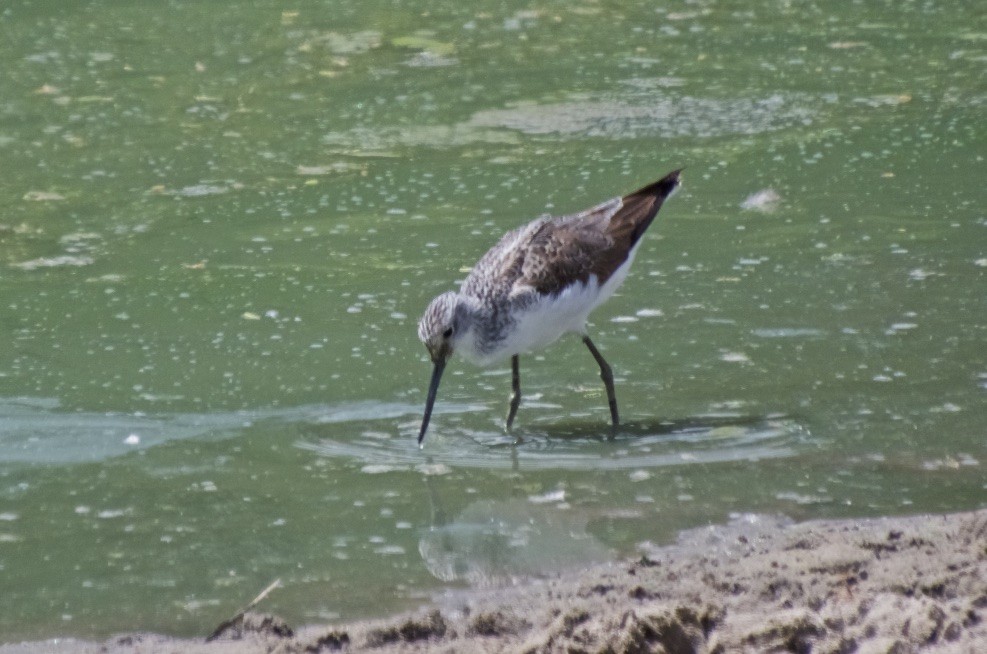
(0, 0), (984, 641)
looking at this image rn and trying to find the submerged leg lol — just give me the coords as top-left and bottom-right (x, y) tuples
(505, 355), (521, 431)
(582, 335), (620, 426)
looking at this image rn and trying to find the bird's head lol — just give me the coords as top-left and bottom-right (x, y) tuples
(417, 291), (460, 364)
(416, 291), (463, 445)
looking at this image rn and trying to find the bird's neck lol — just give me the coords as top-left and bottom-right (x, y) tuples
(450, 295), (505, 366)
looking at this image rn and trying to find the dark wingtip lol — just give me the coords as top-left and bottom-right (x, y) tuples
(633, 168), (682, 199)
(617, 168), (683, 246)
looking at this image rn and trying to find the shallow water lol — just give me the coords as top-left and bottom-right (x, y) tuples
(1, 0), (984, 641)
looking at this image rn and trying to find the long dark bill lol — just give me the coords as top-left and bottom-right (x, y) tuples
(418, 359), (446, 446)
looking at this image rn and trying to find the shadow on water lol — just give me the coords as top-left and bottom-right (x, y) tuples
(500, 413), (790, 444)
(417, 481), (614, 587)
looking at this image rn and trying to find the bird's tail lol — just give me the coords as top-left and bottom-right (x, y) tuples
(617, 169), (682, 246)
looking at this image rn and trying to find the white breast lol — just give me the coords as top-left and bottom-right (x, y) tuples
(456, 242), (642, 367)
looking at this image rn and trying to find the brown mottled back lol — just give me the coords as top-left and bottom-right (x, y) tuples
(516, 169), (681, 296)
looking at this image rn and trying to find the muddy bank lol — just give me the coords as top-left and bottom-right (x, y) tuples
(4, 509), (985, 653)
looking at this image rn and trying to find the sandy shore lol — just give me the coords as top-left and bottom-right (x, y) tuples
(4, 509), (985, 653)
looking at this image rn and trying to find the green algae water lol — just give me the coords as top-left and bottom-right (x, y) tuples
(1, 0), (984, 641)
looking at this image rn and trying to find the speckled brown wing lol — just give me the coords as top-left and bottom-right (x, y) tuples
(517, 170), (682, 296)
(515, 200), (620, 296)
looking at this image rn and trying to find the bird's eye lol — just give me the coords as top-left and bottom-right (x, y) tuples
(442, 327), (453, 339)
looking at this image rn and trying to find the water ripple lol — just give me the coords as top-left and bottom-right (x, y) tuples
(0, 396), (808, 471)
(297, 414), (810, 472)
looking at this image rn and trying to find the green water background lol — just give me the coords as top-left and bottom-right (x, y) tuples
(0, 0), (984, 641)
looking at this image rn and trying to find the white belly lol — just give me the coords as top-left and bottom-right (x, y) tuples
(457, 244), (640, 366)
